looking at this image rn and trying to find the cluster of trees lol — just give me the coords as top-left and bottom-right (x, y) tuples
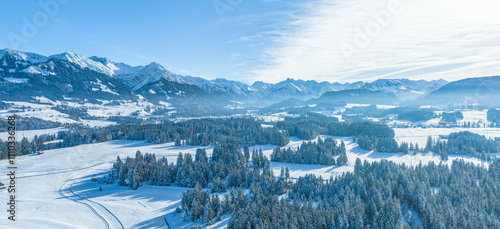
(105, 140), (289, 194)
(181, 173), (290, 226)
(426, 131), (500, 160)
(1, 117), (291, 159)
(181, 183), (226, 224)
(104, 151), (170, 189)
(397, 109), (436, 122)
(0, 101), (10, 110)
(343, 105), (380, 117)
(327, 121), (394, 138)
(356, 130), (499, 160)
(357, 135), (401, 153)
(488, 109), (500, 123)
(52, 105), (89, 121)
(277, 117), (401, 154)
(0, 115), (61, 130)
(277, 117), (394, 142)
(441, 111), (464, 123)
(271, 137), (347, 165)
(105, 117), (289, 146)
(105, 143), (292, 226)
(326, 121), (398, 153)
(55, 128), (113, 148)
(276, 114), (339, 140)
(0, 135), (56, 159)
(226, 159), (500, 228)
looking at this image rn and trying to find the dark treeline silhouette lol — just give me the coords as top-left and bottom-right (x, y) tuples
(0, 117), (290, 159)
(52, 105), (90, 121)
(441, 111), (464, 123)
(397, 109), (436, 122)
(0, 101), (9, 110)
(488, 109), (500, 123)
(271, 137), (347, 165)
(0, 134), (55, 159)
(426, 131), (500, 160)
(0, 115), (61, 130)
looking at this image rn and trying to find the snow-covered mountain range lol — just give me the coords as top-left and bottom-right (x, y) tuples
(0, 48), (451, 107)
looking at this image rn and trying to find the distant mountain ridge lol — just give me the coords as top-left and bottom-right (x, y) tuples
(423, 75), (500, 106)
(314, 89), (399, 105)
(0, 48), (450, 107)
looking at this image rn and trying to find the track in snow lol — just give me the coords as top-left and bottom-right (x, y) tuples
(58, 173), (124, 229)
(59, 179), (110, 229)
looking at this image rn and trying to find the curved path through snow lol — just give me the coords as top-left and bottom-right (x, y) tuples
(58, 171), (124, 229)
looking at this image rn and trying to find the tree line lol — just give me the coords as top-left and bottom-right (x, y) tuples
(0, 117), (290, 159)
(227, 159), (500, 228)
(271, 137), (348, 166)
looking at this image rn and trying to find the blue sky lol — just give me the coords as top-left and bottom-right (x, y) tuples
(2, 0), (500, 83)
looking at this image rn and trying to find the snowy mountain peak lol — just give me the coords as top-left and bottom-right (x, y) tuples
(50, 51), (117, 76)
(89, 56), (110, 64)
(0, 48), (49, 64)
(46, 51), (187, 90)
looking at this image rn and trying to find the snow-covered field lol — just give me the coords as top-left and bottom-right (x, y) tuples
(0, 101), (117, 127)
(0, 133), (494, 229)
(0, 99), (173, 127)
(0, 141), (215, 229)
(394, 127), (500, 146)
(459, 110), (489, 125)
(0, 127), (65, 140)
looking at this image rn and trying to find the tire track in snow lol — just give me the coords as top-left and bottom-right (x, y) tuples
(68, 180), (124, 229)
(59, 178), (110, 229)
(57, 168), (124, 229)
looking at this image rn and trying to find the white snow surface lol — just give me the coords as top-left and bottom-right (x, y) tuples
(0, 101), (117, 127)
(50, 52), (117, 76)
(21, 66), (56, 76)
(49, 52), (185, 90)
(2, 77), (29, 83)
(0, 127), (65, 140)
(1, 49), (48, 64)
(394, 127), (500, 146)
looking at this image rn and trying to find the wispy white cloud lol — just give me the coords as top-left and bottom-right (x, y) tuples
(252, 0), (500, 83)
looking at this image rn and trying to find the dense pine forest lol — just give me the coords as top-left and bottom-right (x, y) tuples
(2, 114), (499, 161)
(270, 137), (348, 165)
(104, 148), (500, 228)
(103, 140), (288, 193)
(425, 131), (500, 160)
(0, 117), (289, 159)
(227, 159), (500, 228)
